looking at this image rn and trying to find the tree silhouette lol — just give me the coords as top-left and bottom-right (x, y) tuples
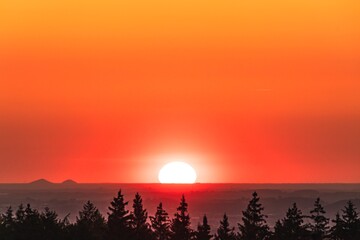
(333, 201), (360, 240)
(2, 206), (14, 228)
(0, 205), (67, 240)
(40, 207), (68, 240)
(107, 190), (132, 240)
(150, 202), (171, 240)
(214, 214), (236, 240)
(195, 215), (212, 240)
(0, 206), (15, 240)
(273, 203), (309, 240)
(330, 213), (344, 240)
(1, 190), (359, 240)
(238, 192), (270, 240)
(309, 198), (329, 240)
(130, 192), (152, 240)
(15, 204), (25, 225)
(74, 201), (107, 240)
(170, 194), (192, 240)
(14, 204), (43, 240)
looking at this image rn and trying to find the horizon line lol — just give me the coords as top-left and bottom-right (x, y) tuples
(1, 181), (360, 185)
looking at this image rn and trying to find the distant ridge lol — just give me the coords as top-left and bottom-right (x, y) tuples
(28, 179), (78, 188)
(29, 178), (53, 185)
(61, 179), (77, 185)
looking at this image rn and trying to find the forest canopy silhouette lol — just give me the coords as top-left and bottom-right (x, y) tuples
(0, 190), (359, 240)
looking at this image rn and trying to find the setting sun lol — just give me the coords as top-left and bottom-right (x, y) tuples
(158, 162), (197, 184)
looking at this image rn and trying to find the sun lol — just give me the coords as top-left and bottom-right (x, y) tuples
(158, 161), (197, 184)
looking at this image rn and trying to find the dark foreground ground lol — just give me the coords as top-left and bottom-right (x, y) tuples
(0, 182), (359, 230)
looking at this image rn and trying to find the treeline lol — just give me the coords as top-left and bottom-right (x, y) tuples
(0, 191), (359, 240)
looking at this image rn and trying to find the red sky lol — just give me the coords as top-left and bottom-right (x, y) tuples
(0, 0), (359, 183)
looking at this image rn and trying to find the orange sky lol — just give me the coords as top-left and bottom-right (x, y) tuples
(0, 0), (359, 183)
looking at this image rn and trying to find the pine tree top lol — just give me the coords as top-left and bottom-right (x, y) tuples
(342, 201), (359, 224)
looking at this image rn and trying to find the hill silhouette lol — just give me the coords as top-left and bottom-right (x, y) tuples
(28, 178), (78, 188)
(29, 178), (53, 186)
(61, 179), (77, 185)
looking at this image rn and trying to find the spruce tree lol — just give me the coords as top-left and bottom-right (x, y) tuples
(214, 214), (236, 240)
(195, 215), (212, 240)
(107, 190), (132, 240)
(0, 207), (15, 240)
(75, 201), (107, 240)
(12, 204), (25, 240)
(170, 194), (192, 240)
(130, 192), (152, 240)
(330, 213), (344, 240)
(40, 207), (66, 240)
(309, 198), (329, 240)
(273, 203), (308, 240)
(18, 204), (43, 240)
(15, 204), (25, 225)
(2, 206), (14, 228)
(340, 201), (360, 240)
(238, 192), (270, 240)
(150, 202), (171, 240)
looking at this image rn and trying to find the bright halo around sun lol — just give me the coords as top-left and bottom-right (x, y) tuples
(158, 161), (197, 184)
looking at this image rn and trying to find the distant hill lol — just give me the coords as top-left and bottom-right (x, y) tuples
(61, 179), (77, 185)
(29, 178), (54, 186)
(28, 179), (78, 189)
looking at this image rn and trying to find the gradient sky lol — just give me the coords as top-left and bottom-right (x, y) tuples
(0, 0), (359, 183)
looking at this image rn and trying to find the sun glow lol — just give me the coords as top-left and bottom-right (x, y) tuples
(158, 161), (197, 184)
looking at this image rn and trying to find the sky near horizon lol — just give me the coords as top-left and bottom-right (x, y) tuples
(0, 0), (359, 183)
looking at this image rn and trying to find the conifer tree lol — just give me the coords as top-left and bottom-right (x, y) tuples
(273, 203), (308, 240)
(238, 192), (270, 240)
(195, 215), (212, 240)
(24, 204), (41, 227)
(15, 204), (43, 240)
(130, 192), (152, 240)
(339, 201), (360, 240)
(309, 198), (329, 240)
(330, 213), (344, 240)
(10, 204), (25, 240)
(170, 194), (192, 240)
(15, 204), (25, 225)
(0, 207), (15, 240)
(214, 214), (236, 240)
(2, 207), (14, 228)
(75, 201), (107, 240)
(41, 207), (66, 240)
(150, 202), (171, 240)
(107, 190), (132, 240)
